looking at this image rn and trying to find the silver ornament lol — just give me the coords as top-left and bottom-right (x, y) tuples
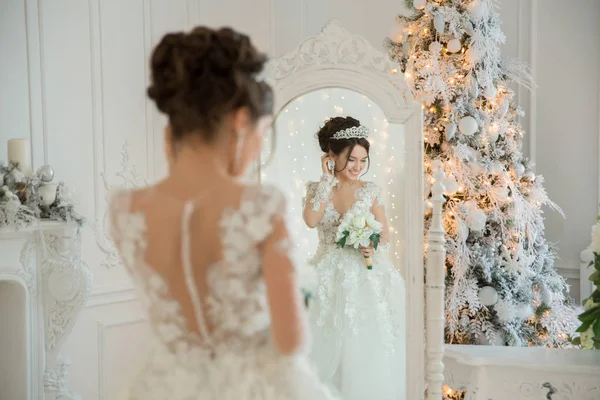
(444, 121), (456, 140)
(37, 165), (55, 183)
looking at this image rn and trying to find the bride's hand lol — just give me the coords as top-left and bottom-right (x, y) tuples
(359, 245), (374, 257)
(321, 154), (334, 175)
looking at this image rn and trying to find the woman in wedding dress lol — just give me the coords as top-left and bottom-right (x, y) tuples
(108, 26), (337, 400)
(303, 116), (406, 400)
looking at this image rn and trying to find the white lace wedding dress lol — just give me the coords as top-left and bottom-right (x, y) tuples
(109, 184), (337, 400)
(305, 181), (407, 400)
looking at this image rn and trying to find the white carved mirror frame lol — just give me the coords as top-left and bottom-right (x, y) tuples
(262, 20), (428, 399)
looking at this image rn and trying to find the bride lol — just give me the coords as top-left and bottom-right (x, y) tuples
(303, 116), (406, 400)
(108, 26), (336, 400)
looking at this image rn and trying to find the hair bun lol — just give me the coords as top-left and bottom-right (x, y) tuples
(316, 116), (361, 152)
(147, 26), (273, 142)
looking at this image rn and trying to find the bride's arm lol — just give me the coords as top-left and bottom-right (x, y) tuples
(302, 174), (336, 228)
(263, 201), (307, 355)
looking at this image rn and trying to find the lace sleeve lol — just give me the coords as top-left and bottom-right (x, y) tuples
(261, 187), (308, 355)
(302, 174), (337, 212)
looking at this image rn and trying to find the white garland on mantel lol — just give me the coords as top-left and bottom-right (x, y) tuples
(0, 162), (83, 230)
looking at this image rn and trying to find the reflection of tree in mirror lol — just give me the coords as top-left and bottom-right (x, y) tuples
(387, 0), (577, 349)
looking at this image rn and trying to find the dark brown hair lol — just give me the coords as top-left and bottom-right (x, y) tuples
(316, 116), (370, 174)
(147, 26), (274, 143)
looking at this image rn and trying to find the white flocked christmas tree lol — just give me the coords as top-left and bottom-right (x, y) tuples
(386, 0), (577, 347)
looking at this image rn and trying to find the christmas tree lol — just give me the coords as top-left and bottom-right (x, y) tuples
(386, 0), (577, 347)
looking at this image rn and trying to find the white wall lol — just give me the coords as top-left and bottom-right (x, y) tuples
(495, 0), (600, 302)
(1, 0), (598, 398)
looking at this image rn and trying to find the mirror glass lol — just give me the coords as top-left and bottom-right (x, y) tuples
(261, 87), (408, 399)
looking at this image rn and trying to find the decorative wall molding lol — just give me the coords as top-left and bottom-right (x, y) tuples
(86, 283), (137, 308)
(24, 0), (46, 169)
(528, 0), (538, 166)
(88, 0), (106, 221)
(97, 317), (147, 400)
(556, 265), (581, 281)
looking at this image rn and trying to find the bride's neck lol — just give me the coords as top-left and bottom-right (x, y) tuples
(169, 144), (231, 187)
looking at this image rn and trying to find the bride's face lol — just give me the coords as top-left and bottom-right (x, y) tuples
(335, 145), (368, 181)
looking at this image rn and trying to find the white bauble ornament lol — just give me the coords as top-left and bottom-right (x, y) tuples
(389, 24), (404, 43)
(36, 164), (55, 183)
(522, 171), (535, 181)
(478, 286), (499, 306)
(433, 14), (445, 33)
(516, 304), (534, 320)
(487, 127), (499, 144)
(491, 185), (509, 202)
(464, 20), (474, 36)
(467, 207), (486, 231)
(469, 161), (485, 175)
(444, 121), (456, 140)
(413, 0), (426, 10)
(458, 116), (478, 136)
(483, 85), (497, 100)
(467, 0), (485, 20)
(443, 176), (459, 196)
(447, 38), (461, 53)
(490, 162), (504, 175)
(38, 183), (58, 206)
(514, 163), (525, 177)
(465, 47), (480, 64)
(428, 41), (442, 54)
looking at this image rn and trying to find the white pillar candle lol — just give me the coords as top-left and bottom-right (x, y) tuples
(7, 139), (32, 174)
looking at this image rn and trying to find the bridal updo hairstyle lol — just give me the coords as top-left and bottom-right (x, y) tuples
(317, 116), (370, 174)
(147, 26), (274, 143)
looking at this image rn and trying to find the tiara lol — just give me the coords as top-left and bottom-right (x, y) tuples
(331, 125), (370, 140)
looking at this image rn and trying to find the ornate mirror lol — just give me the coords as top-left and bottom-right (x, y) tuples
(260, 20), (434, 400)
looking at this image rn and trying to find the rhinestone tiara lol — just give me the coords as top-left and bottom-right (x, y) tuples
(331, 125), (369, 140)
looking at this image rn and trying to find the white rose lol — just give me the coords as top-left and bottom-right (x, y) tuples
(352, 215), (366, 229)
(591, 223), (600, 253)
(365, 214), (383, 232)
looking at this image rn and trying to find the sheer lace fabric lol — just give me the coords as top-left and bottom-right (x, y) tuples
(109, 184), (336, 400)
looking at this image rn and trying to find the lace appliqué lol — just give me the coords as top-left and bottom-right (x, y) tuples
(205, 185), (285, 344)
(304, 174), (338, 212)
(108, 189), (197, 356)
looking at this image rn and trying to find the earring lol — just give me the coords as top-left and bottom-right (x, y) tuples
(233, 132), (245, 172)
(327, 160), (335, 171)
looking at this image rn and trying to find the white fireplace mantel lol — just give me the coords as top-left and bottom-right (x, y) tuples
(0, 221), (92, 400)
(444, 344), (600, 399)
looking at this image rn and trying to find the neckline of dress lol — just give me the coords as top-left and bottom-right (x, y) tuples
(329, 183), (367, 220)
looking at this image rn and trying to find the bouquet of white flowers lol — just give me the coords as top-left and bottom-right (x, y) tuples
(335, 210), (383, 270)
